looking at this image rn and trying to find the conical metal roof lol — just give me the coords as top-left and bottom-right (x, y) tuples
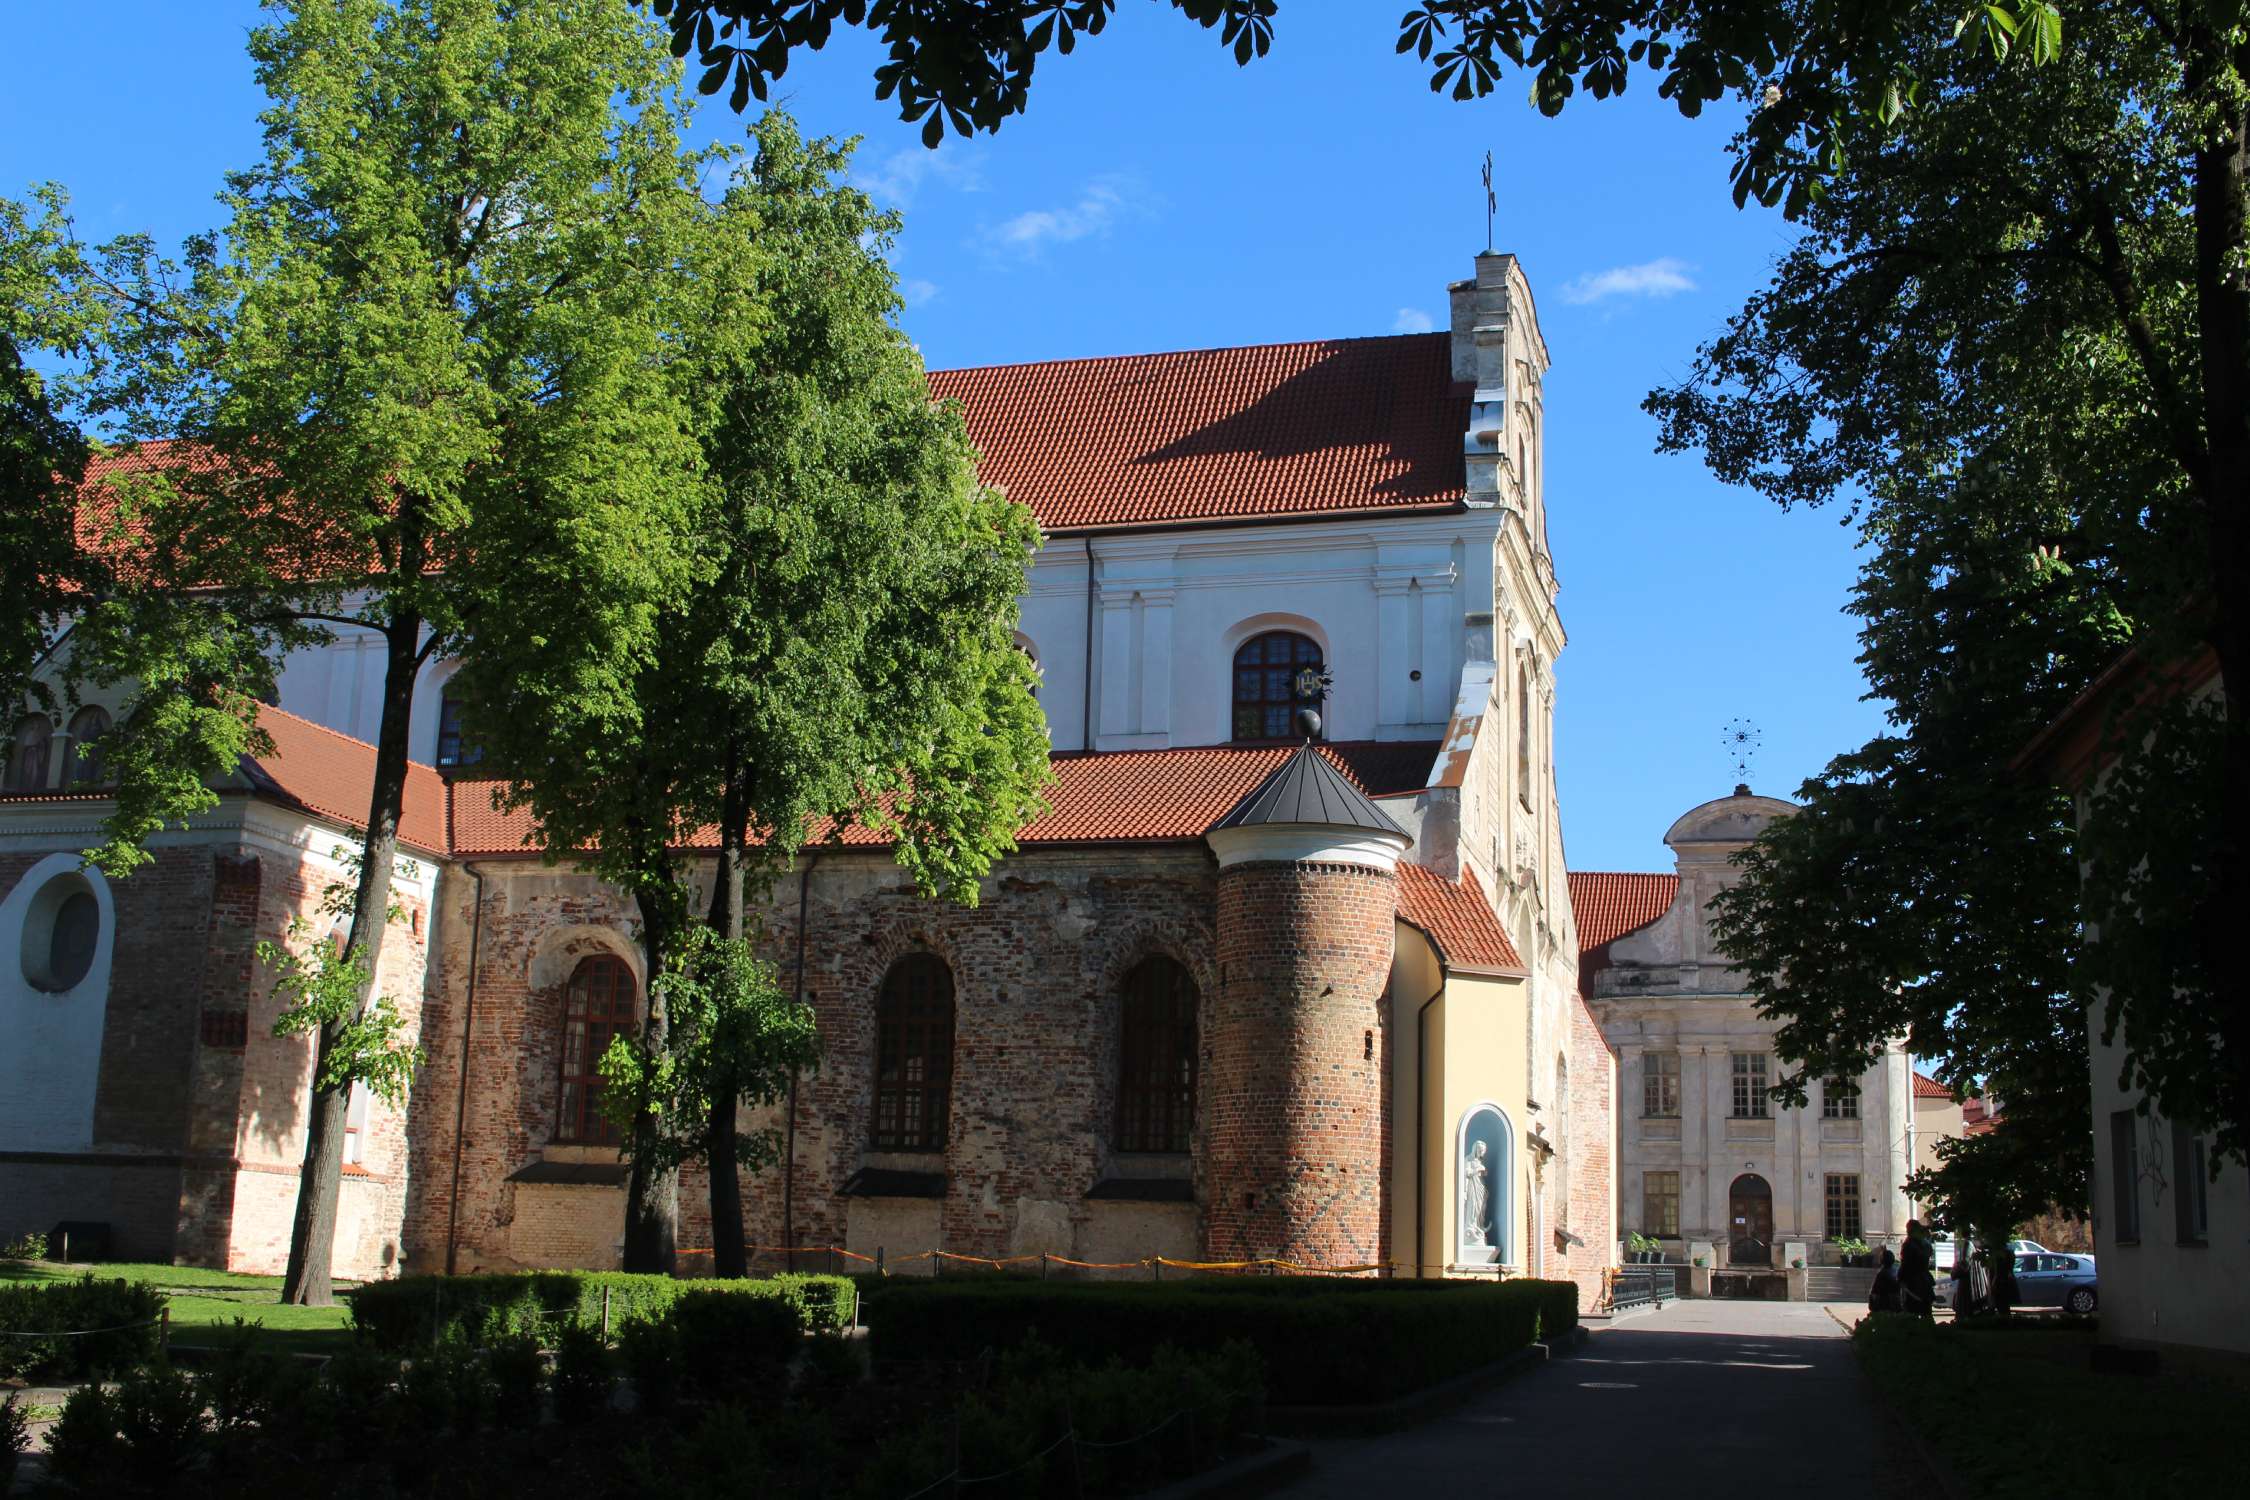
(1208, 743), (1410, 837)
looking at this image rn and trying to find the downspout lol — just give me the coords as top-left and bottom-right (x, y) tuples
(783, 853), (816, 1273)
(444, 861), (487, 1277)
(1081, 542), (1097, 752)
(1413, 974), (1446, 1280)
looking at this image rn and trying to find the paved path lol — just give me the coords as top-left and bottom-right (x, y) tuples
(1275, 1299), (1918, 1497)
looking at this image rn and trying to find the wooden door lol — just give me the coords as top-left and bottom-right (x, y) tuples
(1728, 1174), (1773, 1266)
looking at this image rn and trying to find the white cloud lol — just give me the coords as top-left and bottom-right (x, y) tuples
(1392, 307), (1435, 335)
(976, 175), (1149, 260)
(899, 278), (939, 308)
(1560, 257), (1698, 305)
(854, 145), (985, 207)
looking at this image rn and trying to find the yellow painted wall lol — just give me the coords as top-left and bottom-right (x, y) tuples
(1389, 922), (1532, 1277)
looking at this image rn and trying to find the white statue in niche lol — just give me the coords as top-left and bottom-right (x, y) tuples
(1461, 1139), (1490, 1248)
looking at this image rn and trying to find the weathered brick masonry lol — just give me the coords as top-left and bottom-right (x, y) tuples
(1202, 859), (1394, 1267)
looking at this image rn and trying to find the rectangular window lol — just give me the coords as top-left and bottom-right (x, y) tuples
(1825, 1174), (1862, 1241)
(1643, 1051), (1680, 1118)
(341, 1083), (369, 1168)
(1822, 1077), (1861, 1120)
(1642, 1171), (1680, 1238)
(1731, 1053), (1769, 1118)
(2173, 1123), (2209, 1245)
(2108, 1110), (2140, 1243)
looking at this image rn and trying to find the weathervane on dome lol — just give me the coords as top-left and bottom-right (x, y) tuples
(1481, 150), (1496, 252)
(1722, 717), (1762, 793)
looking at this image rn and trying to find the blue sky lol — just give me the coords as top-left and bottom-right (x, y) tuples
(1, 2), (1887, 874)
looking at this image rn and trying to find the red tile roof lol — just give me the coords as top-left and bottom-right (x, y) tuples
(241, 707), (451, 855)
(76, 440), (373, 581)
(1568, 871), (1679, 952)
(928, 333), (1469, 532)
(1912, 1071), (1954, 1101)
(1396, 863), (1523, 973)
(447, 740), (1440, 859)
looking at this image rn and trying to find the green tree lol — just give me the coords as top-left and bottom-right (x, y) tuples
(45, 0), (714, 1304)
(1661, 6), (2241, 1176)
(455, 112), (1050, 1277)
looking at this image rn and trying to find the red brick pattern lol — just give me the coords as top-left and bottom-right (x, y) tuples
(1558, 989), (1617, 1309)
(1203, 860), (1395, 1267)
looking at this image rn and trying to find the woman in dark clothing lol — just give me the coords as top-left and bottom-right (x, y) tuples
(1899, 1220), (1938, 1317)
(1868, 1246), (1902, 1313)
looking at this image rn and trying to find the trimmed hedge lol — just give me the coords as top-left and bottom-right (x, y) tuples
(862, 1275), (1577, 1406)
(0, 1275), (167, 1379)
(346, 1269), (853, 1351)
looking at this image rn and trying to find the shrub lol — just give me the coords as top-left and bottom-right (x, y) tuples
(668, 1285), (801, 1388)
(0, 1274), (166, 1379)
(617, 1314), (683, 1418)
(194, 1320), (291, 1443)
(347, 1269), (855, 1350)
(400, 1337), (493, 1437)
(0, 1231), (46, 1261)
(863, 1276), (1578, 1406)
(44, 1383), (123, 1495)
(1, 1393), (28, 1494)
(487, 1330), (546, 1427)
(551, 1322), (612, 1424)
(111, 1362), (211, 1490)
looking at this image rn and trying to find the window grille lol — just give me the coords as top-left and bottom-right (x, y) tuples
(1116, 957), (1197, 1153)
(1642, 1170), (1679, 1238)
(1230, 632), (1323, 742)
(1730, 1053), (1769, 1119)
(1824, 1174), (1862, 1241)
(1822, 1077), (1861, 1119)
(873, 954), (954, 1152)
(557, 955), (636, 1145)
(1643, 1051), (1679, 1118)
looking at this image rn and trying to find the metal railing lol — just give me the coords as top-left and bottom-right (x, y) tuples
(1607, 1267), (1677, 1311)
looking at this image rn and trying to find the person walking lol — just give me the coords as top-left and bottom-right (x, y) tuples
(1899, 1220), (1937, 1318)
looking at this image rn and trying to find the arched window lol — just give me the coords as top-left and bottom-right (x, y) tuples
(873, 954), (954, 1152)
(435, 685), (482, 769)
(557, 954), (636, 1145)
(65, 707), (110, 786)
(1231, 631), (1323, 742)
(7, 716), (52, 793)
(1515, 661), (1533, 810)
(1117, 956), (1197, 1153)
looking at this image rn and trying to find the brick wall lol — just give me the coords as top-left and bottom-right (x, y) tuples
(1561, 989), (1617, 1308)
(1202, 859), (1395, 1267)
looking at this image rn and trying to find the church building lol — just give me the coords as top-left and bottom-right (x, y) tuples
(0, 251), (1619, 1308)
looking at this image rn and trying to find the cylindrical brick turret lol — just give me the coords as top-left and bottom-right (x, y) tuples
(1203, 858), (1397, 1265)
(1199, 742), (1410, 1268)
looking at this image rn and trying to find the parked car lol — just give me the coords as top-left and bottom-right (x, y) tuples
(2007, 1238), (2051, 1256)
(2012, 1252), (2098, 1314)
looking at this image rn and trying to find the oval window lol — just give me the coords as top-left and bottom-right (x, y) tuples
(22, 877), (100, 992)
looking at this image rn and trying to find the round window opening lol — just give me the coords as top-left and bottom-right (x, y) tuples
(22, 876), (100, 992)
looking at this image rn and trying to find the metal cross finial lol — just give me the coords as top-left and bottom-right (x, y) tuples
(1722, 718), (1762, 790)
(1482, 150), (1496, 251)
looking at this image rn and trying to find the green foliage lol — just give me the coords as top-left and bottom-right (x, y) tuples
(486, 1329), (546, 1427)
(46, 1361), (211, 1495)
(0, 1274), (166, 1379)
(550, 1322), (613, 1424)
(399, 1336), (494, 1437)
(345, 1268), (853, 1350)
(666, 1285), (801, 1386)
(43, 1382), (124, 1495)
(192, 1319), (292, 1441)
(616, 1313), (684, 1418)
(257, 907), (421, 1103)
(596, 923), (820, 1174)
(0, 1393), (28, 1492)
(0, 1231), (46, 1261)
(861, 1276), (1576, 1406)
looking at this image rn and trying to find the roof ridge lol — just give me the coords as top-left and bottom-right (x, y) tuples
(929, 330), (1448, 380)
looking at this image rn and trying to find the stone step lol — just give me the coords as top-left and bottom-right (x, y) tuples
(1805, 1267), (1876, 1302)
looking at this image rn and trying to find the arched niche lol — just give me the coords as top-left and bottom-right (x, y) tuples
(0, 853), (117, 1151)
(1455, 1101), (1515, 1267)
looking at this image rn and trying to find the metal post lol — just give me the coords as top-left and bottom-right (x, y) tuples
(601, 1286), (611, 1340)
(932, 1247), (942, 1279)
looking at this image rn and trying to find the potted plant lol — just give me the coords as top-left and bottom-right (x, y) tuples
(1625, 1231), (1662, 1263)
(1790, 1257), (1806, 1269)
(1830, 1236), (1873, 1268)
(1692, 1254), (1708, 1268)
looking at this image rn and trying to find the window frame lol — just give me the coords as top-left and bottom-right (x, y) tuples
(64, 706), (110, 786)
(435, 686), (483, 770)
(1824, 1173), (1862, 1241)
(1730, 1052), (1770, 1119)
(7, 715), (52, 792)
(555, 953), (637, 1146)
(872, 953), (955, 1153)
(1642, 1169), (1680, 1239)
(2173, 1123), (2209, 1246)
(1642, 1051), (1680, 1118)
(1115, 956), (1198, 1154)
(1229, 631), (1324, 743)
(1821, 1076), (1861, 1120)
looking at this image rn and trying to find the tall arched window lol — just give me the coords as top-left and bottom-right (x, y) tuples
(65, 707), (110, 786)
(1117, 956), (1197, 1154)
(1515, 661), (1533, 810)
(1231, 631), (1323, 742)
(557, 954), (636, 1145)
(6, 716), (52, 792)
(435, 685), (482, 769)
(873, 954), (954, 1152)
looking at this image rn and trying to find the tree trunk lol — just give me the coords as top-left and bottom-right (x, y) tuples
(623, 877), (680, 1274)
(705, 749), (751, 1279)
(2193, 98), (2250, 1157)
(280, 607), (420, 1307)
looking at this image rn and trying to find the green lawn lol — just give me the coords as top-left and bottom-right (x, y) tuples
(0, 1259), (356, 1358)
(1854, 1313), (2250, 1498)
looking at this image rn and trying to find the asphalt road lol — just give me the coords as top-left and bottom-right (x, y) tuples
(1274, 1299), (1921, 1497)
